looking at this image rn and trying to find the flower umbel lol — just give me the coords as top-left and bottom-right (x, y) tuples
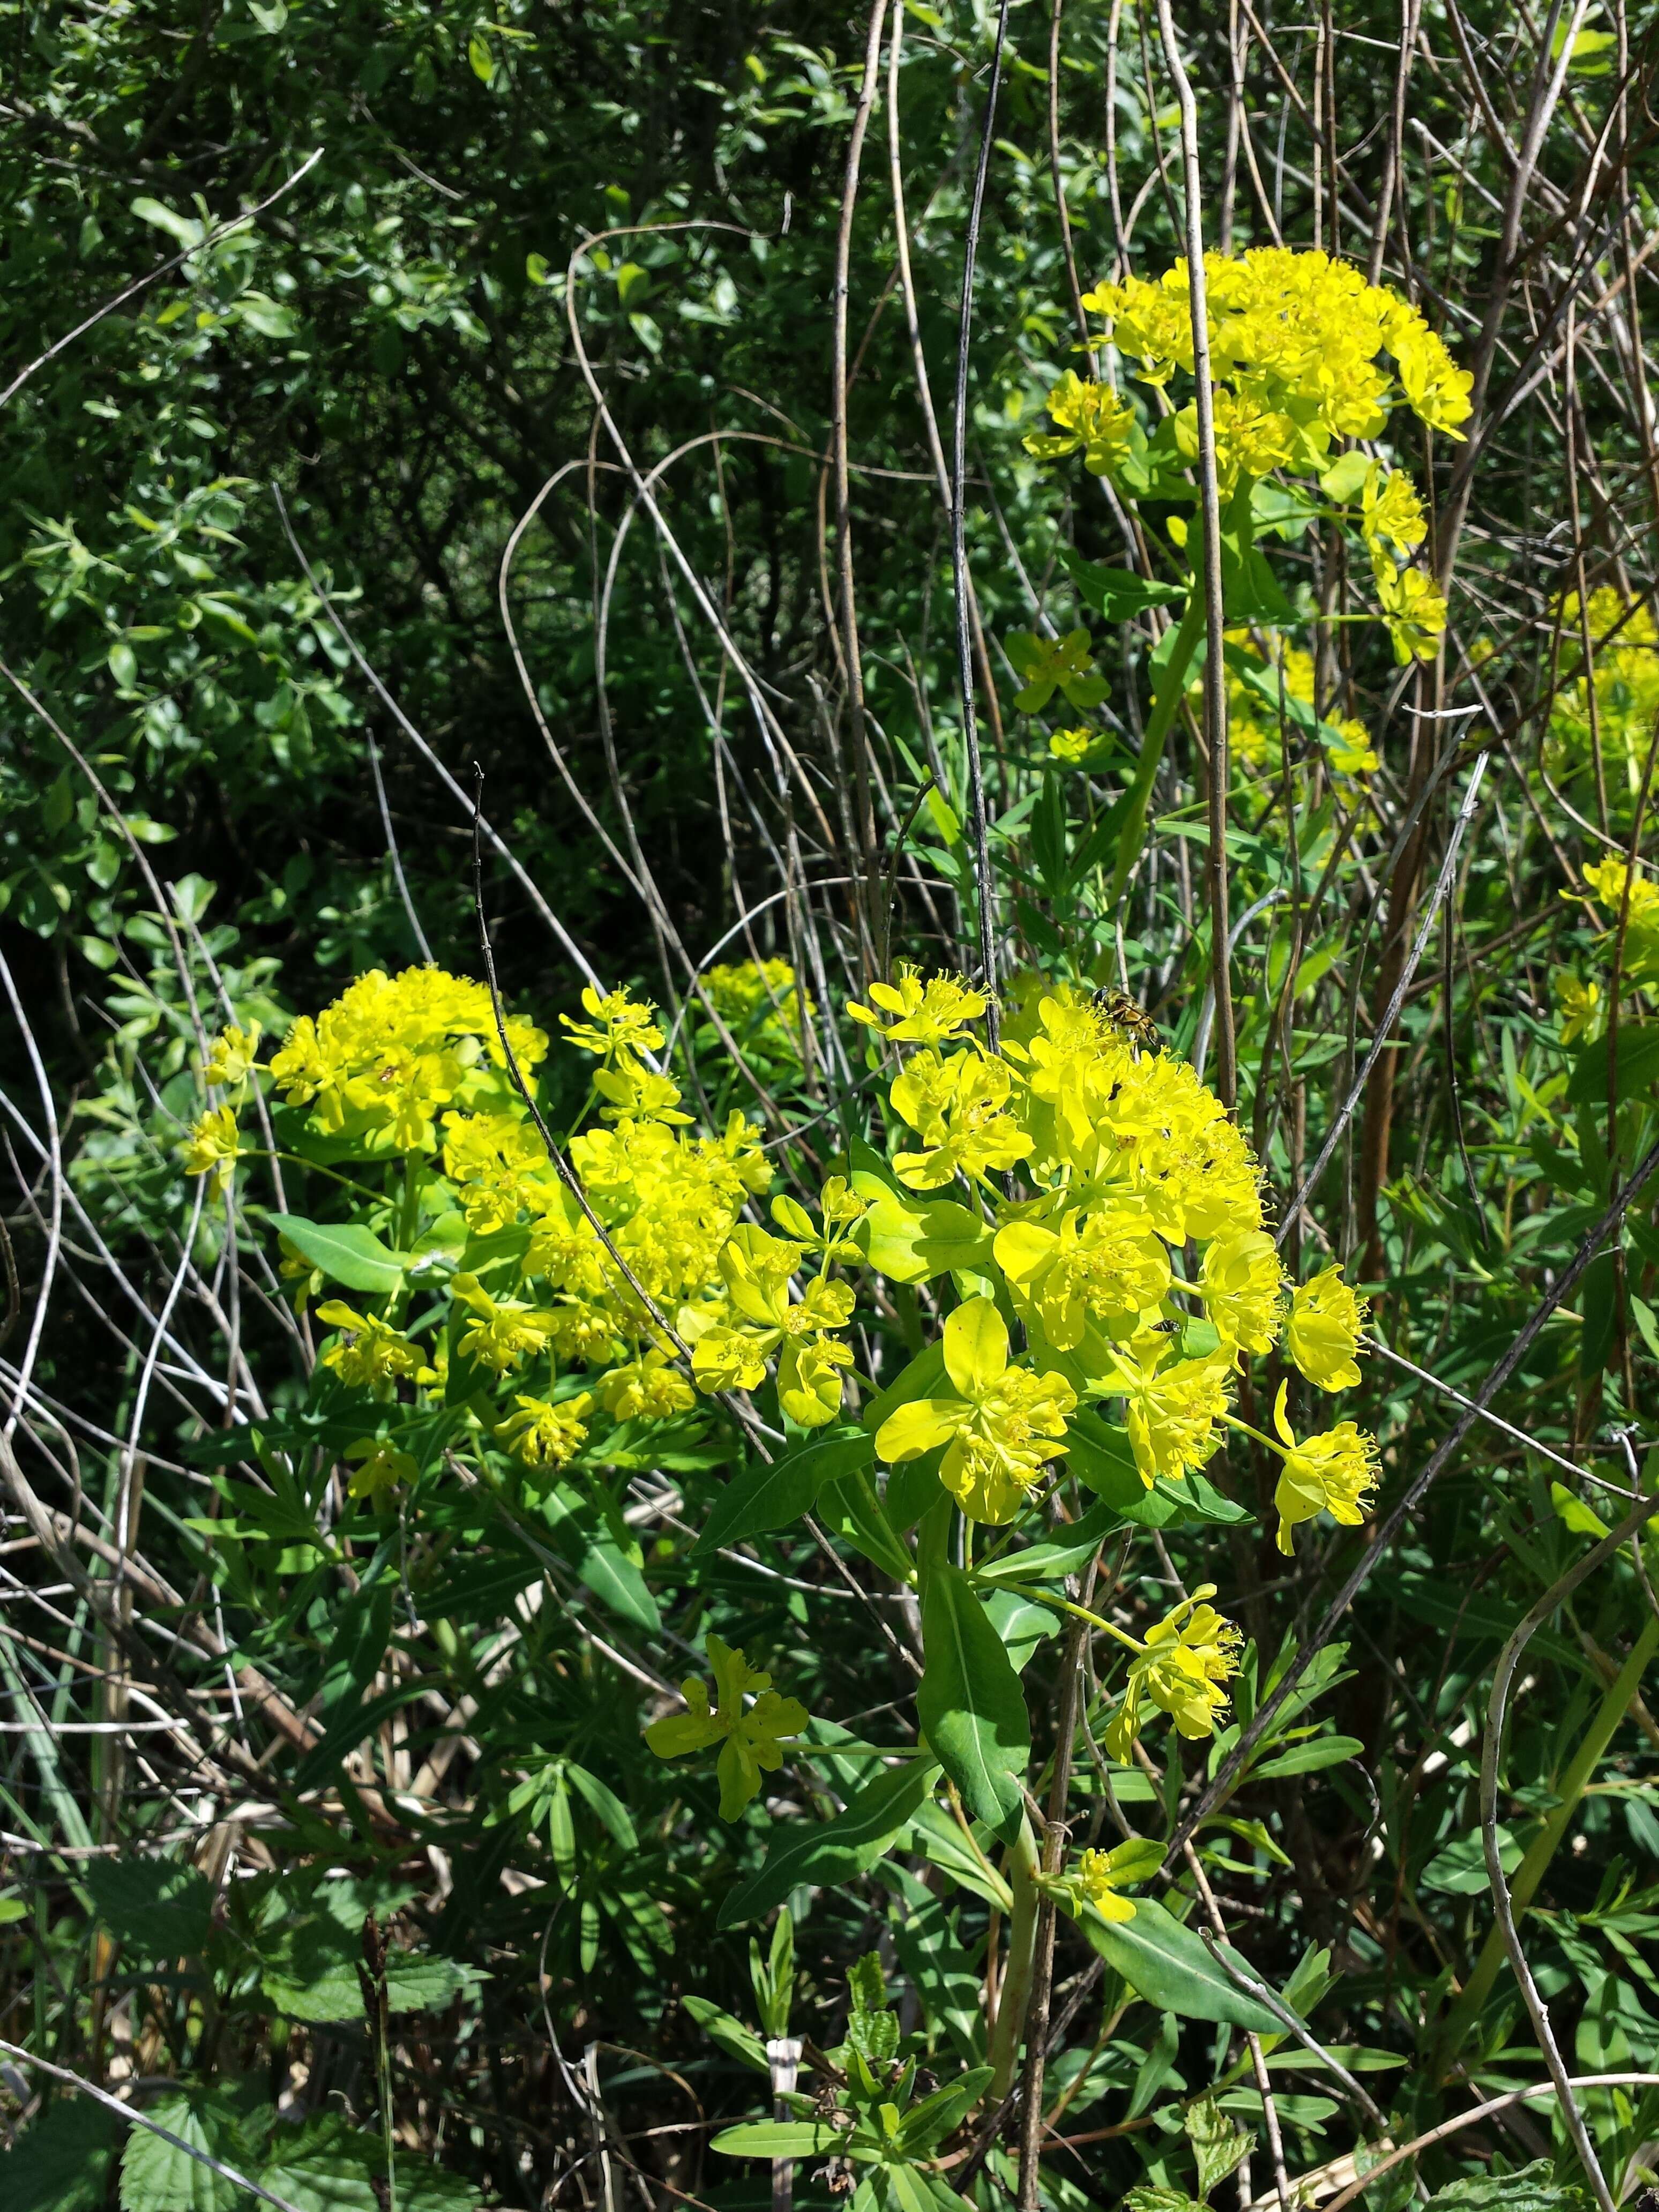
(181, 1105), (242, 1198)
(1269, 1382), (1379, 1554)
(874, 1298), (1075, 1524)
(1104, 1588), (1242, 1761)
(643, 1633), (808, 1820)
(846, 968), (989, 1046)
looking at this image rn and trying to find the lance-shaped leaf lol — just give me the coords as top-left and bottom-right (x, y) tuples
(267, 1212), (407, 1294)
(693, 1428), (873, 1557)
(1079, 1896), (1279, 2031)
(718, 1757), (938, 1927)
(917, 1560), (1029, 1844)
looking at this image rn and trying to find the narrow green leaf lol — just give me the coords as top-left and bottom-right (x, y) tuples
(918, 1560), (1029, 1843)
(718, 1758), (938, 1928)
(693, 1428), (871, 1557)
(1079, 1898), (1279, 2030)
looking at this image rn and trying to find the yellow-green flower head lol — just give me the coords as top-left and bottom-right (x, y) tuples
(181, 1104), (241, 1198)
(1376, 563), (1448, 664)
(875, 1297), (1075, 1525)
(1270, 1382), (1379, 1554)
(344, 1436), (419, 1502)
(1048, 726), (1107, 767)
(451, 1272), (557, 1376)
(1107, 1336), (1233, 1488)
(1327, 719), (1380, 778)
(703, 958), (813, 1060)
(1545, 589), (1659, 802)
(993, 1202), (1171, 1350)
(1022, 368), (1136, 476)
(1104, 1588), (1241, 1762)
(278, 1234), (325, 1317)
(201, 1022), (262, 1089)
(560, 985), (664, 1059)
(1555, 974), (1603, 1047)
(643, 1632), (808, 1821)
(689, 1227), (855, 1424)
(1361, 464), (1427, 557)
(1578, 857), (1659, 982)
(1006, 629), (1108, 716)
(316, 1301), (435, 1400)
(597, 1349), (694, 1422)
(270, 967), (547, 1155)
(847, 966), (988, 1045)
(1286, 1266), (1369, 1392)
(890, 1049), (1033, 1190)
(497, 1391), (594, 1471)
(1199, 1228), (1284, 1361)
(1051, 1838), (1163, 1923)
(593, 1050), (693, 1126)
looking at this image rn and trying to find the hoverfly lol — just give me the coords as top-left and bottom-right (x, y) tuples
(1091, 987), (1160, 1052)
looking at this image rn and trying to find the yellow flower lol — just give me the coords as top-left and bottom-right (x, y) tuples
(993, 1202), (1171, 1350)
(593, 1051), (694, 1125)
(1579, 857), (1659, 981)
(1050, 1839), (1162, 1924)
(597, 1349), (695, 1422)
(643, 1632), (808, 1820)
(778, 1335), (854, 1428)
(1104, 1588), (1241, 1761)
(703, 958), (812, 1062)
(560, 985), (665, 1059)
(1327, 719), (1380, 777)
(1269, 1381), (1379, 1554)
(890, 1049), (1033, 1190)
(1286, 1267), (1369, 1392)
(343, 1436), (418, 1502)
(1199, 1228), (1284, 1360)
(1022, 369), (1136, 476)
(874, 1297), (1075, 1525)
(689, 1230), (854, 1424)
(316, 1301), (434, 1400)
(1006, 630), (1108, 716)
(1048, 726), (1107, 767)
(181, 1105), (241, 1198)
(1555, 974), (1603, 1046)
(497, 1391), (594, 1470)
(451, 1272), (557, 1376)
(1361, 464), (1426, 557)
(847, 967), (988, 1045)
(201, 1022), (262, 1088)
(278, 1234), (325, 1317)
(1377, 564), (1448, 663)
(1106, 1337), (1233, 1488)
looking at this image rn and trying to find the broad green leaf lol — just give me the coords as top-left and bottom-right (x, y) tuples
(693, 1428), (872, 1556)
(84, 1857), (214, 1959)
(266, 1214), (406, 1294)
(718, 1758), (939, 1927)
(1079, 1897), (1279, 2030)
(856, 1191), (993, 1284)
(918, 1560), (1029, 1843)
(0, 2098), (124, 2212)
(1567, 1023), (1659, 1104)
(1424, 2162), (1588, 2212)
(119, 2088), (246, 2212)
(257, 2114), (382, 2211)
(384, 1956), (482, 2013)
(817, 1467), (916, 1583)
(969, 1497), (1124, 1585)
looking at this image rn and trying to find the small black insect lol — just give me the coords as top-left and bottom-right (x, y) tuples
(1091, 987), (1160, 1051)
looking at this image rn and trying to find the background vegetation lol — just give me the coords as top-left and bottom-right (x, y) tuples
(3, 3), (1659, 2210)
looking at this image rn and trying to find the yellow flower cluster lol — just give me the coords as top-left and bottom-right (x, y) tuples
(1579, 856), (1659, 984)
(702, 958), (813, 1065)
(1221, 637), (1378, 780)
(268, 966), (548, 1154)
(1545, 589), (1659, 807)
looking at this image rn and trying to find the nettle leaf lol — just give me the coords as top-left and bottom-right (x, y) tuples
(693, 1428), (872, 1556)
(266, 1213), (407, 1294)
(718, 1758), (938, 1928)
(1080, 1899), (1279, 2031)
(1185, 2092), (1252, 2194)
(1424, 2162), (1589, 2212)
(256, 2113), (382, 2211)
(119, 2087), (248, 2212)
(918, 1561), (1029, 1844)
(0, 2097), (124, 2212)
(84, 1857), (214, 1959)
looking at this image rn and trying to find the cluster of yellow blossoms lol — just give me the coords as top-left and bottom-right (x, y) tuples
(1025, 246), (1460, 665)
(182, 964), (791, 1488)
(1545, 588), (1659, 809)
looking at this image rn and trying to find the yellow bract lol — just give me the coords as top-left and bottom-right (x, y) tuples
(875, 1298), (1076, 1525)
(316, 1302), (435, 1400)
(181, 1104), (241, 1197)
(1269, 1382), (1380, 1555)
(847, 966), (989, 1045)
(1286, 1267), (1369, 1392)
(497, 1391), (594, 1471)
(1104, 1587), (1242, 1761)
(642, 1633), (808, 1821)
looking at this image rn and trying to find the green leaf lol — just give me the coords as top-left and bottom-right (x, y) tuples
(693, 1428), (872, 1556)
(84, 1857), (214, 1959)
(266, 1214), (406, 1294)
(817, 1467), (916, 1584)
(711, 2124), (840, 2158)
(131, 196), (204, 249)
(1247, 1733), (1363, 1779)
(256, 2114), (382, 2211)
(1424, 2162), (1587, 2212)
(1079, 1897), (1279, 2030)
(718, 1758), (939, 1927)
(969, 1498), (1125, 1585)
(1185, 2092), (1252, 2194)
(119, 2087), (246, 2212)
(918, 1560), (1029, 1843)
(681, 1993), (770, 2074)
(384, 1955), (482, 2014)
(0, 2098), (124, 2212)
(468, 32), (495, 81)
(856, 1191), (993, 1285)
(1567, 1023), (1659, 1104)
(1059, 550), (1183, 620)
(897, 2066), (993, 2151)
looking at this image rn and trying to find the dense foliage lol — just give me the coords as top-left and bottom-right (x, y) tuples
(4, 5), (1659, 2212)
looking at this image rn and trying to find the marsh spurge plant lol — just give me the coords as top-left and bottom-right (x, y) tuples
(179, 242), (1468, 2207)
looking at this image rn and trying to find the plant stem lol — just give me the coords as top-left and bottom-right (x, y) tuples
(1108, 585), (1205, 908)
(1438, 1609), (1659, 2067)
(988, 1815), (1042, 2102)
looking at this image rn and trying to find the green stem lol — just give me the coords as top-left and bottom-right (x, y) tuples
(1437, 1612), (1659, 2071)
(1107, 581), (1205, 908)
(988, 1815), (1043, 2102)
(1008, 1586), (1146, 1657)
